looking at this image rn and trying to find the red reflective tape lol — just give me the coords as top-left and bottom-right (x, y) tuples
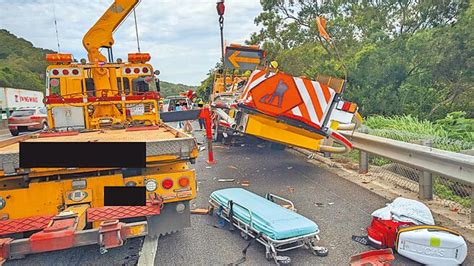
(45, 93), (158, 104)
(0, 215), (53, 235)
(87, 204), (160, 222)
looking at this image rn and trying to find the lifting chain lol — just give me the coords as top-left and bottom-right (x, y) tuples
(219, 15), (226, 91)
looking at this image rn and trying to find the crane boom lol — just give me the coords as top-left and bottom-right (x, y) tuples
(82, 0), (139, 63)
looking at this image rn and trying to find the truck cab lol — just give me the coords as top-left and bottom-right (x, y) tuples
(44, 53), (160, 130)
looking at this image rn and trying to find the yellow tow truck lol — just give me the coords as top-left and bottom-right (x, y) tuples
(0, 0), (212, 261)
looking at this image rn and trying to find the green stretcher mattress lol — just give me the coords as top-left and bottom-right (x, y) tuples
(210, 188), (319, 240)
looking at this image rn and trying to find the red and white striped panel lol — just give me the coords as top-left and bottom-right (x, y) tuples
(289, 77), (336, 127)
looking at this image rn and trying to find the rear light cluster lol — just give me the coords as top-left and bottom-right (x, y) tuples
(123, 67), (150, 75)
(336, 100), (358, 113)
(50, 68), (81, 77)
(160, 176), (190, 190)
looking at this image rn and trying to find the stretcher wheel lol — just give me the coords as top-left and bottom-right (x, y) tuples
(240, 231), (250, 240)
(275, 255), (291, 265)
(312, 246), (329, 257)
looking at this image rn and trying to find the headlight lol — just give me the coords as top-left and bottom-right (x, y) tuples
(145, 179), (157, 192)
(0, 197), (5, 210)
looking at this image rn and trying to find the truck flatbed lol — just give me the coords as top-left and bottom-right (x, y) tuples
(0, 124), (198, 175)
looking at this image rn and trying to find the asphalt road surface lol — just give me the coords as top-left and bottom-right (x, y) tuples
(0, 130), (37, 141)
(6, 131), (473, 265)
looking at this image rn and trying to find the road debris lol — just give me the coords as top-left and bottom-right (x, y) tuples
(287, 186), (295, 193)
(199, 146), (206, 151)
(281, 204), (297, 212)
(350, 249), (395, 266)
(191, 208), (210, 215)
(314, 202), (324, 207)
(218, 178), (235, 182)
(287, 166), (293, 170)
(228, 165), (238, 170)
(206, 166), (212, 169)
(241, 180), (250, 187)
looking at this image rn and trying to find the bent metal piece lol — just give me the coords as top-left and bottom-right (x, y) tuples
(349, 248), (395, 266)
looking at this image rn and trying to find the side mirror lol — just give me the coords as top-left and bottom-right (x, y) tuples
(154, 70), (161, 76)
(155, 78), (161, 92)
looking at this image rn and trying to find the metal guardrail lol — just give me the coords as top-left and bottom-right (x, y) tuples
(341, 131), (474, 185)
(340, 131), (474, 223)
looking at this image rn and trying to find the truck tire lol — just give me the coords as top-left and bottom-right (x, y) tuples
(10, 130), (19, 136)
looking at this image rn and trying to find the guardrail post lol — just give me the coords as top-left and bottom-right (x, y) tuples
(419, 139), (433, 200)
(471, 186), (474, 223)
(359, 150), (369, 174)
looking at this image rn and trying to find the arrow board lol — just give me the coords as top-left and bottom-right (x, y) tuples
(225, 47), (264, 70)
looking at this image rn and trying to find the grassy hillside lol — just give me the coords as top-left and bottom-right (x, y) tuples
(160, 80), (196, 97)
(0, 29), (54, 91)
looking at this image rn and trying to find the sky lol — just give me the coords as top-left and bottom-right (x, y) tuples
(0, 0), (263, 85)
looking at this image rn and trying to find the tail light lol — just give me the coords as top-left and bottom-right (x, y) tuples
(30, 116), (41, 119)
(337, 101), (357, 113)
(72, 69), (80, 75)
(133, 68), (140, 74)
(52, 69), (59, 75)
(8, 117), (14, 122)
(178, 177), (190, 187)
(125, 68), (132, 74)
(162, 179), (173, 190)
(62, 69), (69, 75)
(142, 67), (149, 73)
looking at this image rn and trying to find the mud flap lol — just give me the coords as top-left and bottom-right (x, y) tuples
(146, 201), (191, 237)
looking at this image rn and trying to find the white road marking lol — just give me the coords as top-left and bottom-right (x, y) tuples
(138, 235), (159, 266)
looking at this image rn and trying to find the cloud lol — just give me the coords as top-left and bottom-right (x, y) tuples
(0, 0), (262, 85)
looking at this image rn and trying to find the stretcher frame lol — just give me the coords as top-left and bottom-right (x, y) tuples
(209, 193), (328, 265)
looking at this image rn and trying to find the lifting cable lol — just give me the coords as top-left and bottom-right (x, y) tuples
(133, 8), (141, 53)
(52, 0), (61, 52)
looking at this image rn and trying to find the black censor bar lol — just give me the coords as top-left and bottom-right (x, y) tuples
(19, 142), (146, 168)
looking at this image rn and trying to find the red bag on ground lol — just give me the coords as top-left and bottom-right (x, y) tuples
(367, 217), (413, 248)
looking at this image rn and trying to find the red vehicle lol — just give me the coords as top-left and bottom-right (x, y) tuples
(8, 107), (48, 136)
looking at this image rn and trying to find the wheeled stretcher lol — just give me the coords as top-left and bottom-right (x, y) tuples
(209, 188), (328, 265)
